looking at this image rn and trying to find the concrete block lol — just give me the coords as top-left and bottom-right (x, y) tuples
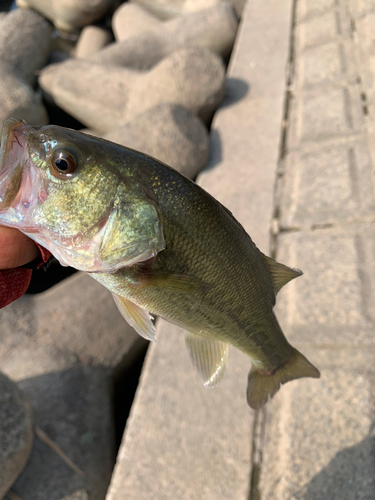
(106, 322), (253, 500)
(289, 85), (364, 146)
(259, 347), (375, 500)
(0, 372), (33, 499)
(274, 227), (375, 344)
(279, 139), (375, 229)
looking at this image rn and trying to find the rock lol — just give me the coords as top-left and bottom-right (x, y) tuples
(0, 8), (52, 130)
(0, 371), (33, 499)
(112, 3), (160, 42)
(0, 272), (146, 498)
(0, 7), (53, 86)
(0, 71), (48, 129)
(105, 104), (209, 178)
(39, 46), (225, 133)
(125, 46), (225, 124)
(75, 25), (112, 59)
(92, 2), (238, 68)
(16, 0), (115, 32)
(131, 0), (245, 19)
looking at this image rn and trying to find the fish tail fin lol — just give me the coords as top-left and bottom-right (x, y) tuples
(246, 347), (320, 409)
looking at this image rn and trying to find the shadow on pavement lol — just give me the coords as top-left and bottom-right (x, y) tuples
(298, 424), (375, 500)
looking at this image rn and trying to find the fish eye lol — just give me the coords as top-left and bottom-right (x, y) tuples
(50, 150), (78, 179)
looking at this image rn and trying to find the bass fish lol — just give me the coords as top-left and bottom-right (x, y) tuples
(0, 118), (320, 409)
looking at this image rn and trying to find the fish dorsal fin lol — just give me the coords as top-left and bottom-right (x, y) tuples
(263, 255), (303, 295)
(112, 293), (156, 342)
(185, 332), (228, 388)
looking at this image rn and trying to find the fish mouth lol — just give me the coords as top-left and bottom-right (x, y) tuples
(0, 118), (30, 211)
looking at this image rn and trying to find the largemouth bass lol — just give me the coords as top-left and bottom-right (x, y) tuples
(0, 118), (320, 409)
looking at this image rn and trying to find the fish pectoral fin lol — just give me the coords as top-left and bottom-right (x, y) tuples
(140, 270), (210, 293)
(246, 347), (320, 409)
(112, 293), (156, 342)
(263, 254), (303, 295)
(185, 332), (228, 388)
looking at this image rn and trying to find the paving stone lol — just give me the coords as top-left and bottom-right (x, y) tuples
(298, 11), (341, 49)
(258, 347), (375, 500)
(106, 322), (253, 500)
(297, 42), (353, 88)
(296, 0), (336, 23)
(0, 372), (33, 499)
(289, 85), (364, 146)
(279, 139), (375, 229)
(274, 227), (375, 345)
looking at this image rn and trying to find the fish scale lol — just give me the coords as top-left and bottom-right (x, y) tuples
(0, 118), (320, 409)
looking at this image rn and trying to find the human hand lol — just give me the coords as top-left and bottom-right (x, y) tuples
(0, 227), (40, 268)
(0, 227), (51, 308)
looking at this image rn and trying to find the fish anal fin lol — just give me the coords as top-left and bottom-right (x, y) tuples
(112, 293), (156, 342)
(247, 347), (320, 409)
(263, 255), (303, 295)
(185, 332), (228, 388)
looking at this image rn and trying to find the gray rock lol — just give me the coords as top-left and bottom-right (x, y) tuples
(75, 26), (112, 59)
(0, 272), (146, 499)
(39, 46), (225, 133)
(0, 7), (53, 86)
(0, 371), (33, 499)
(105, 104), (209, 178)
(0, 70), (48, 129)
(16, 0), (114, 31)
(112, 3), (160, 42)
(0, 8), (52, 130)
(39, 60), (136, 134)
(125, 46), (225, 124)
(130, 0), (245, 19)
(92, 2), (238, 68)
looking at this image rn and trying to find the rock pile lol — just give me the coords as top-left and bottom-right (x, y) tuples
(0, 0), (240, 497)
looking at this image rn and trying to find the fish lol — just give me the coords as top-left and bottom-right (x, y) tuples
(0, 118), (320, 409)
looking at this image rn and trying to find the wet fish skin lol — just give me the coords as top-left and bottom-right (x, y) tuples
(0, 119), (320, 409)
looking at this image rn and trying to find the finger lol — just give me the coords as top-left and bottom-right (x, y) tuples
(0, 227), (40, 268)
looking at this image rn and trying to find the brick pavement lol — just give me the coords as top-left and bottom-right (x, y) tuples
(258, 0), (375, 498)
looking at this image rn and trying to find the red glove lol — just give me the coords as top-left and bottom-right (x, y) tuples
(0, 244), (52, 308)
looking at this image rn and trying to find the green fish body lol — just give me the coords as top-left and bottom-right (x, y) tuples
(0, 119), (320, 408)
